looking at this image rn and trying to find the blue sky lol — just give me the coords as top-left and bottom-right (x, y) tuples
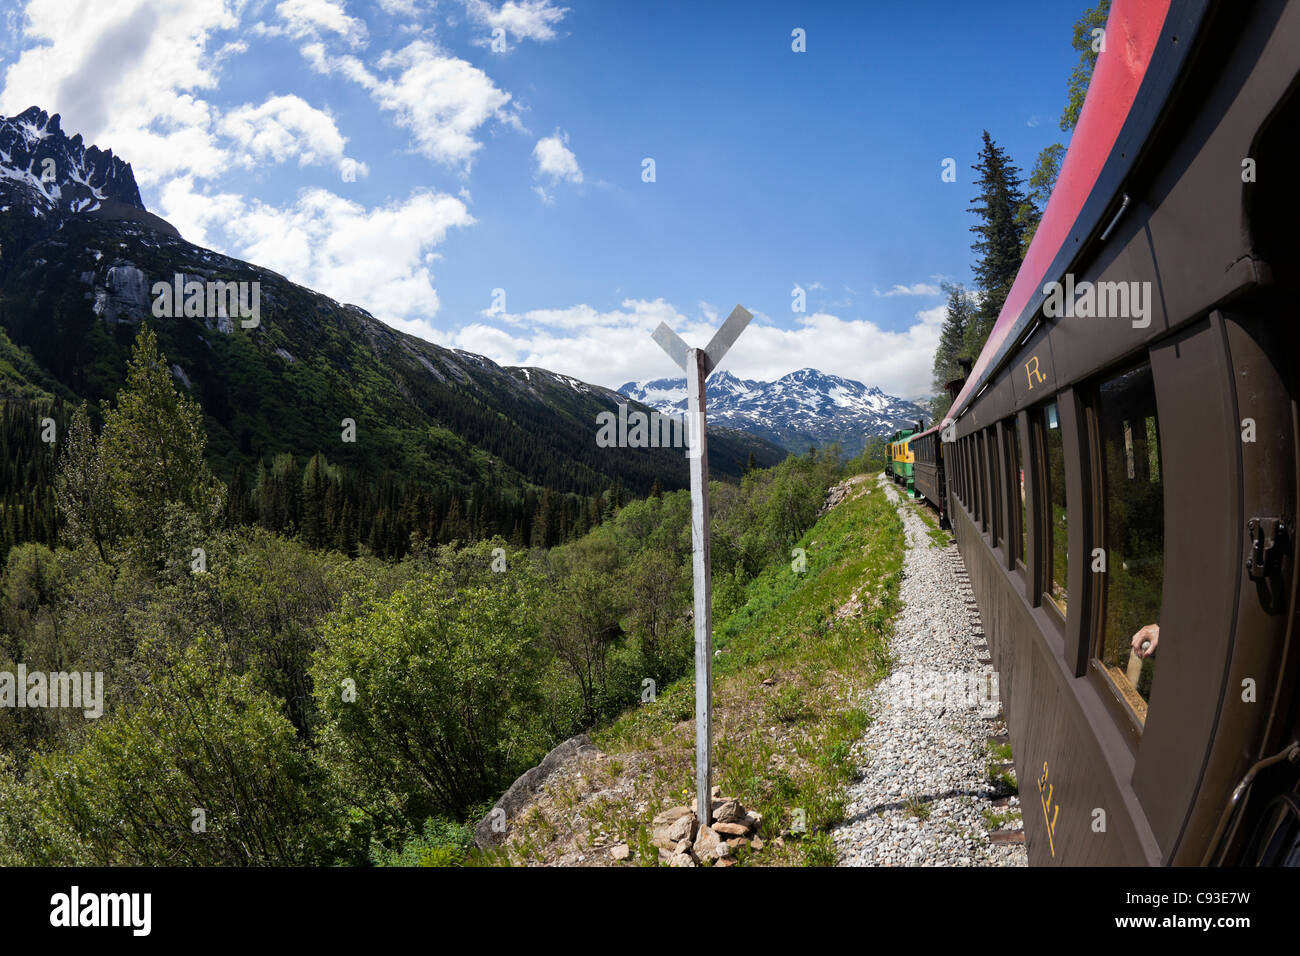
(0, 0), (1087, 398)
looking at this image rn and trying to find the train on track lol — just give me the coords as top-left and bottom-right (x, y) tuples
(885, 428), (918, 496)
(909, 0), (1300, 865)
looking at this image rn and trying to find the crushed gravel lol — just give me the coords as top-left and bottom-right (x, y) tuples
(833, 474), (1027, 867)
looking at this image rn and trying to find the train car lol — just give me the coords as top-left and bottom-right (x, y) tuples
(910, 423), (947, 526)
(884, 429), (900, 480)
(940, 0), (1300, 865)
(889, 428), (917, 495)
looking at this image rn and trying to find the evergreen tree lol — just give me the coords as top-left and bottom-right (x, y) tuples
(54, 403), (115, 563)
(301, 454), (329, 549)
(1017, 142), (1066, 255)
(931, 282), (975, 419)
(966, 131), (1028, 360)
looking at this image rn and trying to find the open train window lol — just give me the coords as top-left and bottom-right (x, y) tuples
(1040, 400), (1068, 616)
(1092, 363), (1164, 727)
(1008, 420), (1027, 568)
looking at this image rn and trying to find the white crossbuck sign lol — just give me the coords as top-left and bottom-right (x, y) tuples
(651, 304), (752, 824)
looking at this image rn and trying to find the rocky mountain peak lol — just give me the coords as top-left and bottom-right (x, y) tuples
(0, 106), (146, 216)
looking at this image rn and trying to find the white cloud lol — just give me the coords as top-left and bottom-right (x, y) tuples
(234, 188), (475, 336)
(455, 298), (947, 398)
(463, 0), (568, 43)
(157, 178), (474, 336)
(873, 282), (942, 297)
(0, 0), (238, 183)
(306, 39), (516, 170)
(221, 93), (366, 177)
(531, 129), (581, 201)
(275, 0), (368, 47)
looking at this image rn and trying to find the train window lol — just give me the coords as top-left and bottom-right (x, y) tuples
(956, 439), (965, 505)
(1008, 422), (1027, 565)
(969, 438), (976, 510)
(960, 439), (967, 504)
(1095, 364), (1164, 725)
(1042, 401), (1068, 615)
(977, 433), (988, 529)
(988, 428), (1002, 548)
(956, 439), (964, 504)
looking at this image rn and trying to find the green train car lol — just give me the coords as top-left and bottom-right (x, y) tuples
(886, 428), (917, 495)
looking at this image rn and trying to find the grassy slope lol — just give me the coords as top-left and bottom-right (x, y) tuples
(494, 473), (906, 866)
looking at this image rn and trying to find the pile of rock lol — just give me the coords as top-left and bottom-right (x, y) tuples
(650, 787), (763, 867)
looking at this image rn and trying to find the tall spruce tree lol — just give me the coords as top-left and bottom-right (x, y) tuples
(966, 131), (1028, 360)
(931, 282), (975, 419)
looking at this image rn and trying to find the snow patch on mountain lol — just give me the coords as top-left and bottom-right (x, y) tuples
(618, 368), (929, 456)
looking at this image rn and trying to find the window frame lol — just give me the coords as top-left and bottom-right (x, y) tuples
(1082, 359), (1166, 745)
(1033, 398), (1068, 633)
(988, 426), (1003, 552)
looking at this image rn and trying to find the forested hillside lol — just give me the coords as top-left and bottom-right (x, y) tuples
(0, 328), (839, 866)
(0, 108), (784, 563)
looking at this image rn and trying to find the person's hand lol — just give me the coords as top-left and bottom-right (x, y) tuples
(1130, 624), (1160, 659)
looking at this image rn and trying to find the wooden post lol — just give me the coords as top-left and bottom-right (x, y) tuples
(687, 347), (712, 824)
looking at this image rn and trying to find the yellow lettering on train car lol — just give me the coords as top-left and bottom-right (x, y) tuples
(1037, 760), (1059, 858)
(1025, 355), (1046, 390)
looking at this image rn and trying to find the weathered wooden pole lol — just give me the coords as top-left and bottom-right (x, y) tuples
(686, 347), (712, 824)
(651, 305), (752, 827)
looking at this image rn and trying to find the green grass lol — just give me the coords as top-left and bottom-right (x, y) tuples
(909, 497), (951, 548)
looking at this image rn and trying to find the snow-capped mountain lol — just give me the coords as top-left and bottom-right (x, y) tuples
(618, 368), (930, 456)
(0, 107), (144, 218)
(0, 105), (785, 499)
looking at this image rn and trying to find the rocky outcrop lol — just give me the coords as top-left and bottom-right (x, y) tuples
(473, 734), (599, 848)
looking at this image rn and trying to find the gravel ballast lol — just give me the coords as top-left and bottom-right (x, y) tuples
(833, 474), (1027, 867)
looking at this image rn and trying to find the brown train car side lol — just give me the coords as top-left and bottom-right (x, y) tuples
(911, 426), (948, 529)
(941, 0), (1300, 865)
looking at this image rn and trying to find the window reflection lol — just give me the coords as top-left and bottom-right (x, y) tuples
(1043, 401), (1068, 614)
(1009, 423), (1026, 563)
(1096, 365), (1164, 725)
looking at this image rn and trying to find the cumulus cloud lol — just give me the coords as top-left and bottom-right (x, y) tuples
(531, 129), (581, 202)
(455, 299), (947, 398)
(0, 0), (238, 183)
(304, 39), (516, 170)
(221, 94), (367, 178)
(463, 0), (569, 43)
(533, 131), (582, 182)
(874, 282), (942, 297)
(160, 178), (475, 337)
(275, 0), (368, 47)
(376, 0), (420, 15)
